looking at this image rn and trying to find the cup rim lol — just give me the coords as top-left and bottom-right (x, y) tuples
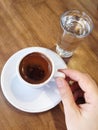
(16, 50), (54, 89)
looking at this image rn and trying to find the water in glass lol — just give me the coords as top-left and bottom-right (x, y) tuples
(56, 10), (93, 58)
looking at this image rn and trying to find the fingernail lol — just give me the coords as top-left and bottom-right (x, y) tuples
(56, 78), (63, 88)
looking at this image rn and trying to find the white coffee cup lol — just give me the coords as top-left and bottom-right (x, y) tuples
(16, 48), (65, 89)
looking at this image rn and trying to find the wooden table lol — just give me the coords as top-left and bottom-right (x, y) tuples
(0, 0), (98, 130)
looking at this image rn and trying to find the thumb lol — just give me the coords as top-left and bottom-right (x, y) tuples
(56, 78), (79, 116)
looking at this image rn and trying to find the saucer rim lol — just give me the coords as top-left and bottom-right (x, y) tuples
(1, 47), (67, 113)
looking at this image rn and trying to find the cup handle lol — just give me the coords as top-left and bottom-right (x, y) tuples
(54, 71), (65, 78)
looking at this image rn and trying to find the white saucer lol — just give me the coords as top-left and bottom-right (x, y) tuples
(1, 47), (67, 113)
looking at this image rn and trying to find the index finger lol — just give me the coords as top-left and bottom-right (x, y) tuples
(60, 69), (98, 97)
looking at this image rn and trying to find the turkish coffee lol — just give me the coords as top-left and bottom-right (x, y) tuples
(19, 52), (52, 84)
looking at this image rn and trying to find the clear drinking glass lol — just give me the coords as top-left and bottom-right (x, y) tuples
(56, 10), (93, 58)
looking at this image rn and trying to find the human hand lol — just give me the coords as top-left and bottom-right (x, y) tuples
(55, 69), (98, 130)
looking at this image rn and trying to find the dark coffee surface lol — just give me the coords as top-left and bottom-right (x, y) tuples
(19, 52), (52, 84)
(26, 64), (45, 81)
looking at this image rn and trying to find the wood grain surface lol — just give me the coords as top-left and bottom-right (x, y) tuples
(0, 0), (98, 130)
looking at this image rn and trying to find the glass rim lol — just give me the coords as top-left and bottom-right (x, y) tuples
(60, 9), (94, 38)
